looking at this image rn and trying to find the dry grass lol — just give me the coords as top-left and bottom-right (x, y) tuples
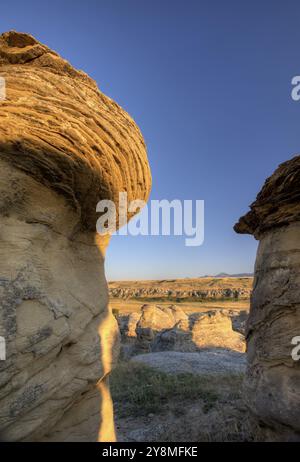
(111, 361), (220, 417)
(111, 361), (261, 442)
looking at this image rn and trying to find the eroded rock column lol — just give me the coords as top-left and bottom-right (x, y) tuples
(0, 31), (151, 441)
(235, 155), (300, 441)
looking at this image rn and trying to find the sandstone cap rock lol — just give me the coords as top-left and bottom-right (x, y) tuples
(234, 155), (300, 237)
(0, 31), (151, 230)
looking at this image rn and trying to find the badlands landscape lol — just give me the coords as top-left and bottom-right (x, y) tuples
(109, 275), (252, 305)
(109, 277), (254, 441)
(0, 29), (299, 443)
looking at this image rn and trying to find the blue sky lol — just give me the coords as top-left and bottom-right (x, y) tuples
(2, 0), (300, 280)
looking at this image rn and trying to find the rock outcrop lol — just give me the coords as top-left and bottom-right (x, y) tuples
(235, 155), (300, 441)
(136, 304), (189, 352)
(152, 311), (245, 353)
(190, 311), (245, 352)
(109, 284), (251, 301)
(118, 305), (245, 356)
(0, 31), (151, 441)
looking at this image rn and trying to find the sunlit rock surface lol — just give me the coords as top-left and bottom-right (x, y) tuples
(0, 31), (151, 441)
(118, 305), (245, 357)
(235, 155), (300, 441)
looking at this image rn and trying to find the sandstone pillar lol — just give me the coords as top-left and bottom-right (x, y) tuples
(235, 155), (300, 441)
(0, 31), (151, 441)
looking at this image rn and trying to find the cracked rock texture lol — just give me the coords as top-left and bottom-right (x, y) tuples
(235, 155), (300, 441)
(0, 31), (151, 441)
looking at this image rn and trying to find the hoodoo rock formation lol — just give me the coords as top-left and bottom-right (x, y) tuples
(235, 155), (300, 441)
(0, 31), (151, 441)
(118, 304), (245, 357)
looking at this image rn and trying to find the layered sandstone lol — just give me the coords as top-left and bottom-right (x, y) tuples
(0, 31), (151, 441)
(235, 155), (300, 441)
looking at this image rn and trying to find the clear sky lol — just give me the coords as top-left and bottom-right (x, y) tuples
(2, 1), (300, 280)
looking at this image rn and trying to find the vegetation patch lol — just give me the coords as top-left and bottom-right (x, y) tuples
(110, 361), (242, 418)
(112, 361), (260, 442)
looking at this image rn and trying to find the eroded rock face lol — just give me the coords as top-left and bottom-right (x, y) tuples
(0, 31), (151, 230)
(118, 305), (245, 355)
(190, 311), (245, 352)
(136, 305), (188, 352)
(153, 311), (245, 353)
(235, 155), (300, 441)
(0, 31), (151, 441)
(109, 283), (252, 301)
